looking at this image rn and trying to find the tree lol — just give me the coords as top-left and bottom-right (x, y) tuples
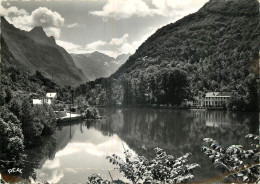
(245, 74), (258, 111)
(8, 98), (22, 120)
(33, 104), (56, 135)
(0, 106), (20, 126)
(20, 98), (43, 146)
(123, 79), (133, 105)
(136, 76), (147, 105)
(0, 108), (25, 172)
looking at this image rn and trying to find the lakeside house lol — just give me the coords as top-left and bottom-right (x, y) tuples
(203, 92), (232, 108)
(45, 92), (57, 104)
(32, 92), (57, 105)
(182, 91), (236, 108)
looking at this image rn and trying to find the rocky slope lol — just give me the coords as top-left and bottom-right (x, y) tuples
(1, 17), (88, 87)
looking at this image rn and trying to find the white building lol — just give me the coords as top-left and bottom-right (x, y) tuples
(33, 99), (43, 105)
(46, 92), (57, 99)
(192, 91), (235, 108)
(204, 92), (232, 107)
(33, 92), (57, 106)
(46, 92), (57, 104)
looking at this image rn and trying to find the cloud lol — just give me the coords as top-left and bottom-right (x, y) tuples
(66, 23), (80, 28)
(1, 2), (65, 39)
(0, 2), (28, 17)
(90, 0), (152, 19)
(119, 43), (135, 55)
(56, 40), (82, 53)
(109, 34), (128, 46)
(90, 0), (208, 20)
(85, 40), (107, 51)
(152, 0), (208, 18)
(30, 7), (64, 28)
(57, 33), (144, 58)
(43, 27), (62, 39)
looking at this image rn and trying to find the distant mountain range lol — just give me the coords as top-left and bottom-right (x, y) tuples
(1, 17), (88, 87)
(71, 52), (131, 81)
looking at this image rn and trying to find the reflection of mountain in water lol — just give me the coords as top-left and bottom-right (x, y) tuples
(94, 108), (259, 180)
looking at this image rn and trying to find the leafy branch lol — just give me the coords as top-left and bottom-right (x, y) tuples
(202, 134), (260, 183)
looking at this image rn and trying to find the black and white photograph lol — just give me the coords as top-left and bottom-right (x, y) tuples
(0, 0), (259, 183)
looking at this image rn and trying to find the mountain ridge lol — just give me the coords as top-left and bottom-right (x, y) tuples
(71, 52), (131, 81)
(1, 17), (89, 87)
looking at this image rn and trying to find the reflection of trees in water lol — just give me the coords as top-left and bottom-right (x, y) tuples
(96, 109), (258, 150)
(185, 111), (258, 148)
(93, 108), (259, 180)
(22, 136), (57, 181)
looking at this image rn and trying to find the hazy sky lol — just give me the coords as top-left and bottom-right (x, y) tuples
(1, 0), (208, 57)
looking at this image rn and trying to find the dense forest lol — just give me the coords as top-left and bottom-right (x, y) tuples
(75, 0), (260, 111)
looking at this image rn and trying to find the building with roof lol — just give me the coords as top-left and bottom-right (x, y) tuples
(192, 91), (236, 108)
(204, 92), (232, 108)
(46, 92), (57, 99)
(46, 92), (57, 104)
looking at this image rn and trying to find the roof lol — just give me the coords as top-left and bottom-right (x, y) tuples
(216, 92), (233, 96)
(46, 92), (57, 98)
(205, 92), (232, 97)
(205, 92), (219, 97)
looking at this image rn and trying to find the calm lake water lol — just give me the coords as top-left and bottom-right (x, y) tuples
(23, 108), (259, 183)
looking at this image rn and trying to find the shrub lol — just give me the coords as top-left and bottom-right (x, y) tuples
(202, 134), (260, 183)
(88, 147), (199, 183)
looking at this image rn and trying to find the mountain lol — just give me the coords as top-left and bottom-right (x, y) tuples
(71, 52), (131, 81)
(78, 0), (260, 111)
(0, 35), (74, 105)
(1, 17), (88, 87)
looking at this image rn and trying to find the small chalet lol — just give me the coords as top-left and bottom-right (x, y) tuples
(45, 92), (57, 104)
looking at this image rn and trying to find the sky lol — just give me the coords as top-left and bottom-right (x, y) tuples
(1, 0), (209, 58)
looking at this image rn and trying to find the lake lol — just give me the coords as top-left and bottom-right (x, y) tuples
(23, 108), (259, 183)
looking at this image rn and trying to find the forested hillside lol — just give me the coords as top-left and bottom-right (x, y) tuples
(76, 0), (260, 111)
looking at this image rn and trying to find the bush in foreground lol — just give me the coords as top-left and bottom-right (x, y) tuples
(88, 147), (199, 184)
(202, 134), (260, 183)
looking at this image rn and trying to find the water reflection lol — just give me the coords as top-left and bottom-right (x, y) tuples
(23, 108), (258, 183)
(95, 108), (259, 180)
(24, 123), (132, 183)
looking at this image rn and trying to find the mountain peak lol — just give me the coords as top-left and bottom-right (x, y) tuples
(29, 26), (46, 36)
